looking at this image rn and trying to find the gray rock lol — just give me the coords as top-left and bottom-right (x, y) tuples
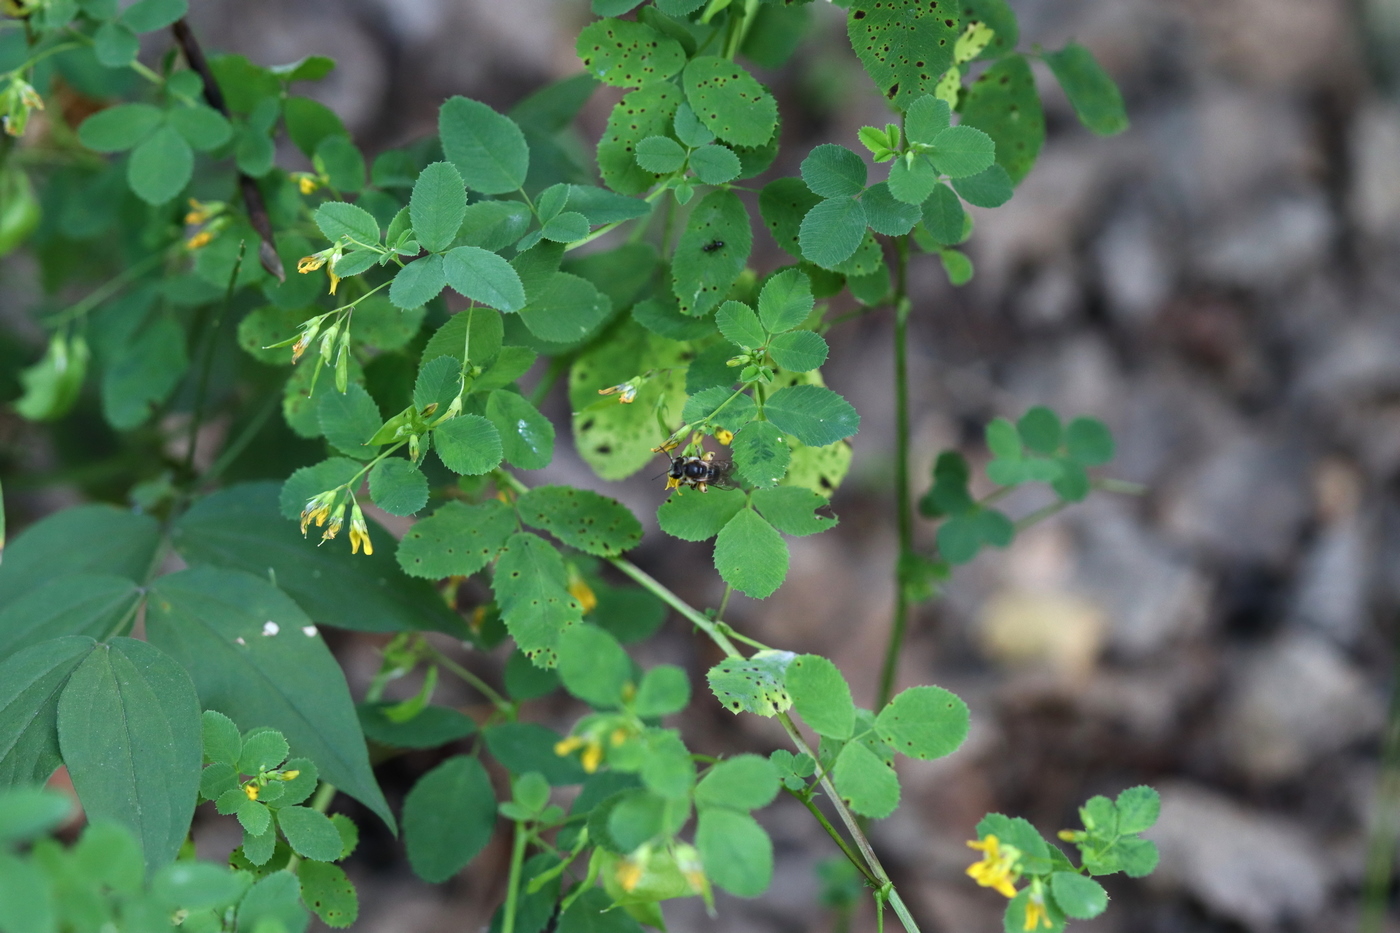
(1287, 515), (1372, 648)
(1218, 633), (1384, 782)
(1148, 781), (1331, 930)
(1094, 203), (1176, 325)
(1194, 193), (1335, 290)
(1349, 99), (1400, 241)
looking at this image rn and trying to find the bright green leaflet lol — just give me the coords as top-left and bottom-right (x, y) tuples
(367, 459), (429, 517)
(767, 331), (829, 373)
(763, 384), (860, 447)
(557, 625), (632, 708)
(56, 637), (202, 872)
(433, 414), (503, 475)
(299, 861), (358, 928)
(633, 666), (690, 718)
(831, 741), (900, 819)
(145, 567), (394, 830)
(694, 754), (780, 812)
(715, 300), (766, 349)
(784, 654), (855, 739)
(757, 268), (814, 334)
(516, 485), (643, 557)
(873, 685), (969, 759)
(695, 809), (773, 898)
(485, 390), (555, 470)
(493, 532), (584, 668)
(657, 486), (746, 541)
(732, 421), (790, 487)
(409, 161), (468, 253)
(714, 508), (788, 599)
(751, 486), (836, 536)
(801, 144), (867, 198)
(799, 196), (867, 269)
(317, 383), (381, 460)
(127, 125), (193, 205)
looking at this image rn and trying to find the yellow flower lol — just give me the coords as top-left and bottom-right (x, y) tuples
(280, 770), (300, 781)
(598, 382), (637, 403)
(243, 783), (259, 801)
(297, 254), (327, 274)
(185, 230), (213, 251)
(299, 495), (333, 535)
(348, 501), (373, 555)
(714, 429), (734, 445)
(567, 576), (597, 614)
(616, 857), (644, 893)
(294, 173), (321, 195)
(328, 268), (341, 295)
(966, 835), (1020, 899)
(581, 740), (603, 773)
(1023, 892), (1052, 931)
(610, 727), (629, 747)
(554, 736), (585, 757)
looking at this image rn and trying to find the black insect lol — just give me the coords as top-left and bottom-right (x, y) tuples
(701, 239), (725, 252)
(664, 451), (734, 493)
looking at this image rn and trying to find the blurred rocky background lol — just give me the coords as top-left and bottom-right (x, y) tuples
(10, 0), (1400, 930)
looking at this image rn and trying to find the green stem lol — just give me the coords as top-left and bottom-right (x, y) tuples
(183, 241), (244, 478)
(876, 237), (913, 711)
(501, 820), (530, 933)
(42, 250), (167, 328)
(425, 644), (513, 714)
(790, 788), (878, 887)
(1362, 652), (1400, 933)
(608, 557), (743, 658)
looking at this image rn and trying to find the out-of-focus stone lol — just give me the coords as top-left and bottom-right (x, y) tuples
(1219, 633), (1384, 782)
(1148, 781), (1331, 930)
(1194, 193), (1335, 290)
(1186, 0), (1353, 88)
(1288, 516), (1371, 647)
(976, 589), (1105, 678)
(1161, 432), (1310, 566)
(1073, 504), (1209, 659)
(1094, 202), (1175, 325)
(1350, 100), (1400, 241)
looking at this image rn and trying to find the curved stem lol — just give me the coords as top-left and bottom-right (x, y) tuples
(877, 236), (913, 711)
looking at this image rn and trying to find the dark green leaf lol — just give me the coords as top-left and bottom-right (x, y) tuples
(1017, 406), (1062, 454)
(317, 383), (381, 460)
(759, 177), (821, 259)
(0, 505), (160, 606)
(756, 267), (814, 334)
(493, 533), (583, 668)
(78, 103), (162, 152)
(0, 574), (139, 660)
(767, 330), (829, 373)
(928, 125), (995, 178)
(800, 144), (867, 198)
(518, 271), (610, 344)
(284, 95), (348, 159)
(410, 161), (468, 253)
(564, 185), (651, 225)
(236, 871), (308, 933)
(56, 637), (201, 871)
(434, 414), (503, 476)
(396, 499), (516, 580)
(696, 809), (772, 897)
(861, 182), (921, 235)
(922, 183), (966, 245)
(887, 154), (939, 205)
(93, 20), (138, 67)
(846, 0), (959, 109)
(959, 55), (1045, 185)
(168, 105), (232, 152)
(146, 567), (394, 830)
(763, 384), (860, 447)
(683, 56), (777, 147)
(952, 163), (1013, 208)
(439, 96), (530, 195)
(1116, 785), (1160, 834)
(576, 18), (685, 88)
(485, 390), (554, 471)
(732, 420), (790, 487)
(689, 144), (741, 185)
(672, 188), (752, 316)
(1043, 43), (1129, 136)
(0, 637), (94, 787)
(632, 665), (690, 718)
(516, 486), (642, 557)
(443, 246), (526, 312)
(540, 211), (590, 244)
(799, 197), (867, 269)
(276, 806), (342, 861)
(120, 0), (185, 32)
(128, 124), (193, 205)
(358, 702), (475, 749)
(715, 300), (765, 349)
(634, 135), (686, 173)
(714, 508), (788, 599)
(314, 202), (380, 247)
(904, 95), (950, 146)
(1065, 416), (1114, 465)
(484, 722), (586, 785)
(682, 386), (756, 432)
(367, 459), (428, 516)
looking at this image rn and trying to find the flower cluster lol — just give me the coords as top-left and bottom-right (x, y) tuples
(299, 489), (372, 556)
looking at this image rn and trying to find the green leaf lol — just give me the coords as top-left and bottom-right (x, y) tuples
(151, 860), (245, 911)
(402, 755), (496, 882)
(928, 125), (996, 178)
(0, 788), (71, 844)
(0, 505), (160, 606)
(632, 666), (690, 718)
(0, 637), (95, 787)
(919, 450), (974, 517)
(238, 729), (288, 773)
(120, 0), (185, 32)
(540, 211), (590, 244)
(715, 300), (765, 350)
(757, 268), (814, 334)
(493, 533), (583, 668)
(485, 390), (554, 471)
(683, 56), (777, 147)
(56, 637), (201, 872)
(763, 384), (860, 447)
(672, 188), (752, 316)
(313, 204), (378, 250)
(433, 414), (503, 476)
(284, 95), (348, 161)
(423, 306), (503, 367)
(443, 246), (526, 312)
(100, 313), (187, 430)
(861, 182), (921, 235)
(367, 459), (428, 517)
(732, 420), (790, 487)
(952, 163), (1013, 208)
(800, 144), (867, 198)
(297, 861), (358, 928)
(518, 271), (610, 344)
(127, 124), (193, 205)
(1065, 416), (1114, 465)
(959, 55), (1045, 185)
(557, 625), (632, 708)
(657, 486), (746, 541)
(410, 161), (468, 253)
(1115, 785), (1160, 834)
(873, 685), (969, 759)
(751, 486), (836, 536)
(1050, 872), (1108, 919)
(236, 871), (308, 933)
(922, 183), (966, 244)
(682, 387), (755, 431)
(414, 354), (462, 414)
(846, 0), (960, 109)
(689, 144), (741, 185)
(146, 567), (393, 830)
(93, 20), (139, 66)
(904, 95), (951, 145)
(357, 702), (475, 749)
(201, 711), (242, 768)
(696, 809), (772, 897)
(168, 105), (232, 152)
(784, 654), (854, 739)
(799, 197), (867, 269)
(0, 574), (140, 660)
(317, 383), (381, 459)
(485, 722), (586, 785)
(887, 154), (939, 205)
(1051, 458), (1090, 501)
(634, 135), (686, 173)
(694, 754), (779, 812)
(706, 650), (794, 717)
(985, 417), (1021, 459)
(759, 177), (821, 259)
(1114, 835), (1160, 878)
(456, 201), (532, 251)
(1016, 406), (1062, 455)
(598, 84), (682, 195)
(516, 486), (643, 557)
(960, 0), (1018, 59)
(275, 806), (343, 861)
(767, 330), (829, 373)
(564, 185), (651, 226)
(939, 248), (972, 285)
(439, 96), (530, 195)
(1043, 43), (1129, 136)
(78, 103), (163, 152)
(714, 508), (789, 599)
(831, 740), (900, 818)
(577, 17), (685, 88)
(397, 498), (518, 577)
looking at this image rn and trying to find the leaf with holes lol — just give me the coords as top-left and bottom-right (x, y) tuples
(598, 84), (682, 195)
(846, 0), (960, 109)
(707, 650), (795, 717)
(577, 18), (685, 88)
(873, 685), (969, 760)
(516, 486), (643, 557)
(493, 533), (583, 668)
(683, 56), (777, 148)
(672, 189), (753, 316)
(396, 500), (516, 580)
